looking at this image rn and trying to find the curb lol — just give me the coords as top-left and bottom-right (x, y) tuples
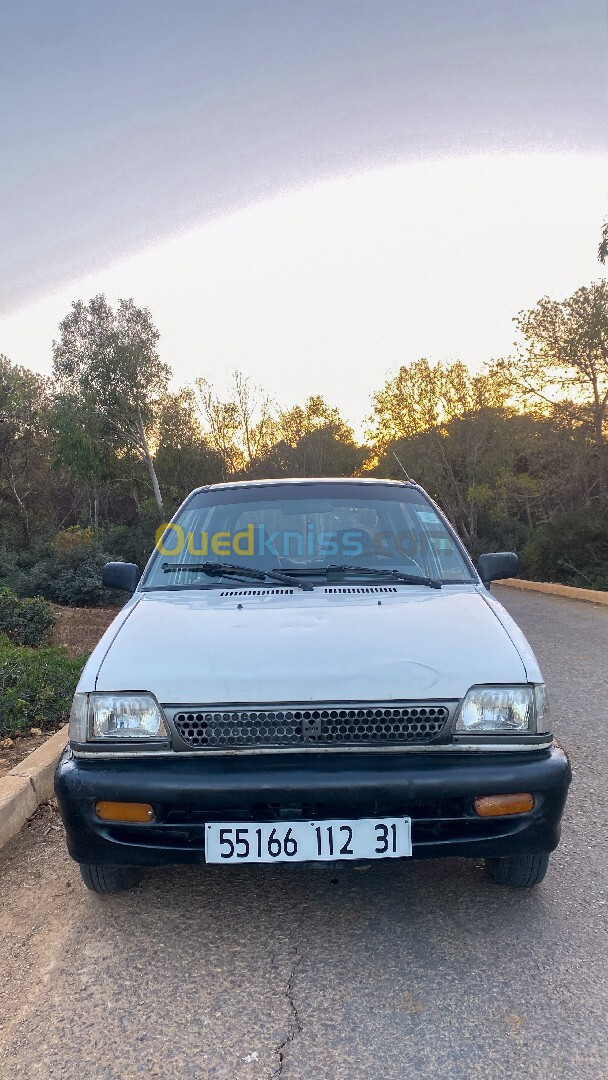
(496, 578), (608, 606)
(0, 725), (68, 852)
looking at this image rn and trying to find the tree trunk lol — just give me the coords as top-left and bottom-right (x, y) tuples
(523, 493), (533, 530)
(9, 469), (30, 545)
(136, 407), (164, 513)
(592, 404), (607, 507)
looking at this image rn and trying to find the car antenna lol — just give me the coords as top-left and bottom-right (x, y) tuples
(392, 451), (414, 483)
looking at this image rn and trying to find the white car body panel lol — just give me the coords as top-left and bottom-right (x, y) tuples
(83, 584), (532, 704)
(75, 598), (142, 693)
(480, 590), (543, 683)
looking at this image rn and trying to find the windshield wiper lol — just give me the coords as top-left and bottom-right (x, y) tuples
(323, 564), (442, 589)
(161, 561), (313, 591)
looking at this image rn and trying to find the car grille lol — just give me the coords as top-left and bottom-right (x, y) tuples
(169, 703), (450, 750)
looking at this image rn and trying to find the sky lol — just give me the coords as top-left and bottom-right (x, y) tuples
(1, 1), (607, 432)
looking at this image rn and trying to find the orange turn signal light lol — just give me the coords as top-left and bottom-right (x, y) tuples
(94, 801), (155, 823)
(473, 793), (535, 818)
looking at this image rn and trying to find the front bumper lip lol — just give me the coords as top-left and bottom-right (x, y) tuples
(55, 745), (571, 868)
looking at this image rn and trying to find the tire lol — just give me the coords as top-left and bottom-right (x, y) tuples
(79, 864), (142, 894)
(485, 853), (549, 888)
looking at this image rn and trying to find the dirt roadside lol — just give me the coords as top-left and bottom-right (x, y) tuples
(49, 603), (118, 657)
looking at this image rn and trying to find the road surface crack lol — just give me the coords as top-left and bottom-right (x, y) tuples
(271, 945), (303, 1077)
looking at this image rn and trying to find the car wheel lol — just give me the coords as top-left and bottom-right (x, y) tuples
(79, 864), (142, 894)
(485, 853), (549, 888)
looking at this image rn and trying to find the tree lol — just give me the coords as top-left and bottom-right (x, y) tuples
(195, 372), (275, 477)
(252, 395), (366, 478)
(367, 359), (508, 455)
(599, 220), (608, 264)
(503, 282), (608, 504)
(154, 389), (224, 507)
(367, 359), (511, 545)
(52, 296), (169, 511)
(0, 356), (53, 543)
(276, 395), (356, 447)
(50, 392), (130, 529)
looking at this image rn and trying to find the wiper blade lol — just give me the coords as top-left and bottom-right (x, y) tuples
(324, 564), (442, 589)
(161, 561), (313, 591)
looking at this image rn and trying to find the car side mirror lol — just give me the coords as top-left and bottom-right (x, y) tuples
(476, 552), (519, 587)
(102, 561), (141, 594)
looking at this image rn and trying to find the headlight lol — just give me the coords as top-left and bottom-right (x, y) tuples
(455, 685), (548, 735)
(69, 692), (169, 741)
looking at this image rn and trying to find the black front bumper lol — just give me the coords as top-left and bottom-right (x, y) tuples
(55, 745), (571, 867)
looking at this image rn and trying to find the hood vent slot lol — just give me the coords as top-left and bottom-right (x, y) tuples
(324, 586), (398, 594)
(219, 588), (294, 596)
(217, 585), (398, 596)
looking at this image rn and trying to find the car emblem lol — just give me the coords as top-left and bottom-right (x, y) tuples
(301, 713), (322, 739)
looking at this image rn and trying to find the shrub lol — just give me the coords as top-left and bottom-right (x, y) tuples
(520, 512), (608, 590)
(54, 525), (96, 555)
(0, 509), (162, 609)
(25, 548), (116, 607)
(12, 528), (119, 606)
(0, 541), (54, 596)
(101, 504), (164, 569)
(0, 635), (86, 738)
(0, 587), (56, 646)
(469, 514), (531, 564)
(0, 536), (122, 608)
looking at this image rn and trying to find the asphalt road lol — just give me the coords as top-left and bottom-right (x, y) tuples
(1, 586), (607, 1080)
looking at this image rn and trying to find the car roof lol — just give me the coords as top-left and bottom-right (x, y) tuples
(190, 477), (415, 495)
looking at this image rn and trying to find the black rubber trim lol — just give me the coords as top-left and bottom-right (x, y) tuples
(55, 745), (571, 868)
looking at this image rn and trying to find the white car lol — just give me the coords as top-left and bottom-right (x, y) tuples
(55, 478), (570, 893)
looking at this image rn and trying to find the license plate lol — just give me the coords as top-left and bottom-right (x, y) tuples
(204, 817), (412, 864)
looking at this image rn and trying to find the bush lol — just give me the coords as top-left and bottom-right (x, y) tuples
(54, 525), (96, 555)
(10, 528), (121, 607)
(0, 635), (86, 738)
(0, 510), (162, 608)
(25, 548), (116, 606)
(469, 515), (531, 564)
(0, 587), (56, 646)
(101, 504), (164, 569)
(520, 512), (608, 590)
(0, 541), (53, 596)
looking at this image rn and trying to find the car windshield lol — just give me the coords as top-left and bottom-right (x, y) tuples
(142, 482), (476, 589)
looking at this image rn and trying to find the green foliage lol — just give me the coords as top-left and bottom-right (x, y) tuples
(26, 546), (116, 607)
(0, 355), (58, 547)
(50, 392), (122, 490)
(153, 390), (224, 505)
(506, 281), (608, 504)
(252, 396), (367, 478)
(101, 502), (165, 569)
(0, 635), (85, 738)
(54, 525), (96, 554)
(0, 527), (118, 607)
(520, 513), (608, 590)
(0, 587), (56, 646)
(52, 295), (169, 510)
(0, 520), (153, 607)
(0, 541), (57, 594)
(368, 359), (509, 454)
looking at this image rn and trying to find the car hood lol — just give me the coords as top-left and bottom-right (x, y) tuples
(88, 585), (532, 704)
